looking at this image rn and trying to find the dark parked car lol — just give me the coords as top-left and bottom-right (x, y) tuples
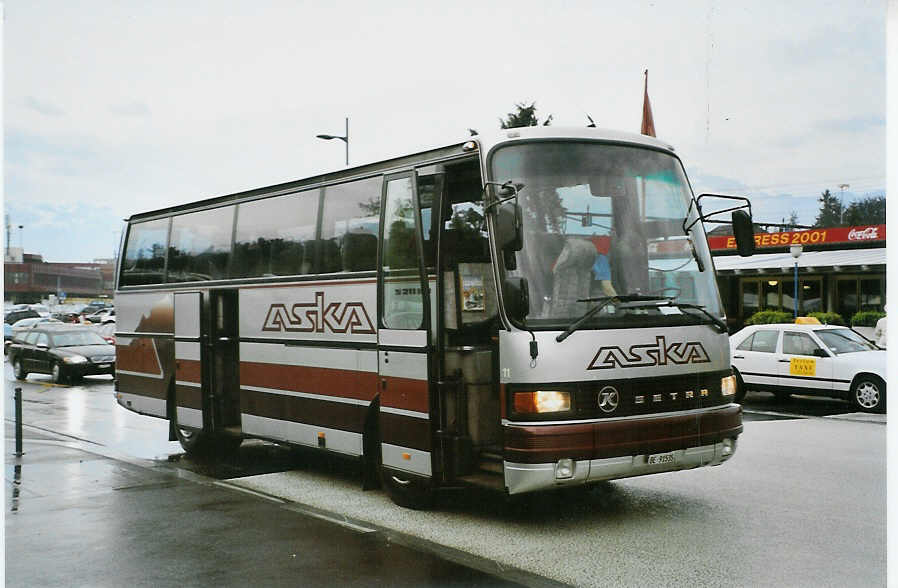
(5, 309), (39, 325)
(8, 325), (116, 384)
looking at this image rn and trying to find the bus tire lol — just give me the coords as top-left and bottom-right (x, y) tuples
(381, 467), (434, 510)
(851, 374), (886, 413)
(732, 369), (746, 404)
(172, 409), (241, 456)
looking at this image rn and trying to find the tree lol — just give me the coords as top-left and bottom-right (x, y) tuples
(499, 102), (553, 129)
(843, 194), (885, 226)
(787, 210), (799, 228)
(812, 189), (844, 228)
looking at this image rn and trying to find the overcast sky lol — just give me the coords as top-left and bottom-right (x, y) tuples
(4, 0), (887, 262)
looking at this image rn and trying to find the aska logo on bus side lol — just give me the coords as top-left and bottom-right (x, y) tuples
(262, 291), (375, 335)
(587, 335), (710, 370)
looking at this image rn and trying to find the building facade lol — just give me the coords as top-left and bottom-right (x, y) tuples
(4, 256), (115, 304)
(712, 224), (886, 330)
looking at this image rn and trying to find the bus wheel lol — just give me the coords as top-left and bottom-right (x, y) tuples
(381, 468), (434, 510)
(732, 369), (746, 404)
(172, 411), (241, 456)
(174, 422), (205, 454)
(851, 375), (885, 413)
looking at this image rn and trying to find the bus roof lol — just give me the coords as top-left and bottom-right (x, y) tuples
(472, 125), (675, 157)
(126, 126), (676, 223)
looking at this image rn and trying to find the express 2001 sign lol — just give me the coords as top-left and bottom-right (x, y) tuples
(708, 224), (885, 251)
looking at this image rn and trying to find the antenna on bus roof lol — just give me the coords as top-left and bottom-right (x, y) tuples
(586, 114), (596, 128)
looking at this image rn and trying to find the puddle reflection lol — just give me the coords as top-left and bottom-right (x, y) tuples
(10, 462), (21, 512)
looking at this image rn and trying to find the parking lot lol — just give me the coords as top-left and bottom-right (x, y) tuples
(5, 362), (886, 587)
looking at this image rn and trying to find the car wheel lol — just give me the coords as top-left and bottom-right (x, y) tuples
(732, 369), (746, 404)
(51, 362), (68, 385)
(851, 375), (886, 413)
(13, 358), (27, 381)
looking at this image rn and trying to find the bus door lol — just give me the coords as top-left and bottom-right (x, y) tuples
(173, 292), (204, 430)
(377, 172), (435, 487)
(207, 289), (241, 431)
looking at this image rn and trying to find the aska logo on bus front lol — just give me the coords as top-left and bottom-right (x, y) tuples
(587, 335), (711, 370)
(262, 291), (375, 335)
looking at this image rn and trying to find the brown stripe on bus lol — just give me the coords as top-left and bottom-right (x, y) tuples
(116, 338), (165, 376)
(240, 361), (378, 403)
(380, 376), (429, 414)
(174, 384), (202, 409)
(239, 387), (367, 433)
(115, 372), (168, 400)
(504, 405), (743, 464)
(379, 411), (432, 452)
(175, 358), (201, 383)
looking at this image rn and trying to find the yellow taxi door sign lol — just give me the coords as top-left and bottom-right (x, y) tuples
(789, 357), (816, 377)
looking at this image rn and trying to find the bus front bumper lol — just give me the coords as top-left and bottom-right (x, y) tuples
(502, 404), (742, 495)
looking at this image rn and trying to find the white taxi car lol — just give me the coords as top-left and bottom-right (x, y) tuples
(730, 322), (886, 413)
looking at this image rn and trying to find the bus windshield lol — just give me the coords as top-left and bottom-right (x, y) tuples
(490, 141), (721, 330)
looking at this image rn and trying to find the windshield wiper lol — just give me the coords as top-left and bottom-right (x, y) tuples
(556, 294), (673, 342)
(617, 299), (727, 333)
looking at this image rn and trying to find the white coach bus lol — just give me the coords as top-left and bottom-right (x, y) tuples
(114, 126), (755, 508)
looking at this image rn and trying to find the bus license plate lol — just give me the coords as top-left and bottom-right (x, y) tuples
(647, 452), (676, 465)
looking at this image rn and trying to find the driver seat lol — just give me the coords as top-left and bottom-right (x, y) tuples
(550, 238), (596, 318)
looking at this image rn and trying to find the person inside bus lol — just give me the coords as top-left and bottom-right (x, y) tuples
(588, 234), (616, 297)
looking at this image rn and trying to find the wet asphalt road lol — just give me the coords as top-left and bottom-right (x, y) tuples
(4, 365), (887, 587)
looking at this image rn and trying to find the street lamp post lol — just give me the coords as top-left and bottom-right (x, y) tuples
(316, 117), (349, 166)
(791, 244), (803, 318)
(838, 183), (849, 225)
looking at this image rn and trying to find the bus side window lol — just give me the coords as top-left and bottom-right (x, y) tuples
(167, 206), (235, 283)
(232, 189), (319, 278)
(120, 218), (169, 286)
(320, 176), (382, 274)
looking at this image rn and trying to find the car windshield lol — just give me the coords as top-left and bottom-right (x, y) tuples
(490, 141), (720, 330)
(815, 329), (878, 354)
(51, 331), (109, 347)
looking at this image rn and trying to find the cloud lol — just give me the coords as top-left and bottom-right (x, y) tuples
(108, 101), (151, 117)
(24, 96), (64, 116)
(814, 115), (885, 134)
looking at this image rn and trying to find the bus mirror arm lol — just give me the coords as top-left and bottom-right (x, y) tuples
(685, 193), (755, 258)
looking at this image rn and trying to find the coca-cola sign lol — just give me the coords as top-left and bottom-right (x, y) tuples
(848, 226), (879, 241)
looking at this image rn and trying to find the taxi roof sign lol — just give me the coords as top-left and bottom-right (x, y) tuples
(795, 316), (822, 324)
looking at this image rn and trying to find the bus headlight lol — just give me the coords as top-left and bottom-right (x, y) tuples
(721, 375), (737, 397)
(514, 390), (571, 414)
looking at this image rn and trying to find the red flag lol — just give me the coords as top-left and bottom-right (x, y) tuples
(641, 69), (656, 137)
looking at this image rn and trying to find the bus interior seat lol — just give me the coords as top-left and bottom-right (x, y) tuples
(342, 232), (377, 272)
(550, 238), (596, 317)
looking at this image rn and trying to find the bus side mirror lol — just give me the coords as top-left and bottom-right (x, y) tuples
(495, 201), (523, 254)
(732, 210), (755, 257)
(503, 277), (530, 322)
